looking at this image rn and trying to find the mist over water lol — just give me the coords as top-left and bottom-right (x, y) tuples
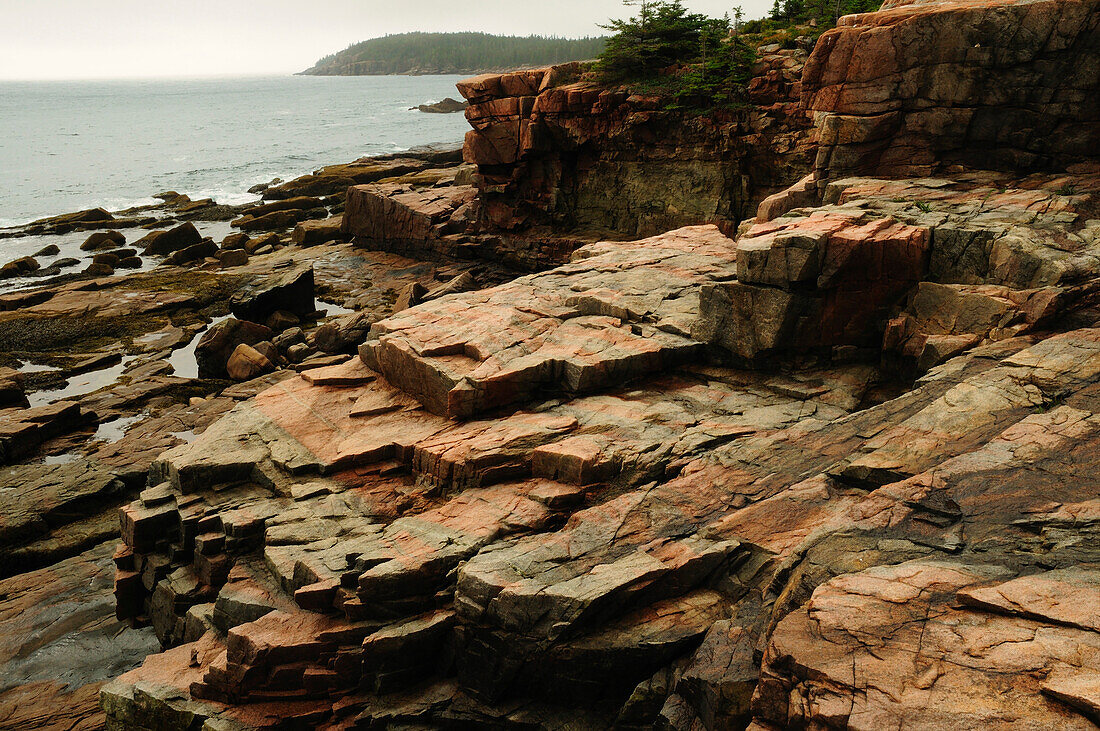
(0, 75), (470, 226)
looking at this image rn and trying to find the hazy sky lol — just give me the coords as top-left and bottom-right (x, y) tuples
(0, 0), (776, 80)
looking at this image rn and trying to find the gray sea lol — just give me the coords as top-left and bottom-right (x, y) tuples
(0, 74), (471, 228)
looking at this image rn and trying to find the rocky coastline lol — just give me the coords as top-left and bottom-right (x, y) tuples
(0, 0), (1098, 729)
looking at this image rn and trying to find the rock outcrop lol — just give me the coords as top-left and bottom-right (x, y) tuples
(457, 55), (815, 241)
(803, 0), (1100, 182)
(101, 165), (1100, 729)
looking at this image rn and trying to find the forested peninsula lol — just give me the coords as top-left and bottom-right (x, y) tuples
(300, 32), (606, 76)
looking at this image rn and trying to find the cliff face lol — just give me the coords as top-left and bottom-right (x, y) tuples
(456, 56), (816, 239)
(87, 1), (1100, 730)
(803, 0), (1100, 180)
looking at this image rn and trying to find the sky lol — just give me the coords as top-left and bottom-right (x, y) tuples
(0, 0), (776, 80)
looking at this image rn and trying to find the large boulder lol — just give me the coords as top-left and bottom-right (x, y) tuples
(136, 222), (203, 256)
(194, 318), (274, 379)
(228, 263), (315, 323)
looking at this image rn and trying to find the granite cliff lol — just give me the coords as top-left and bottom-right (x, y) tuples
(0, 0), (1097, 729)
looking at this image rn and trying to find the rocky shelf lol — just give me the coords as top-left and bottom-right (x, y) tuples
(0, 0), (1098, 729)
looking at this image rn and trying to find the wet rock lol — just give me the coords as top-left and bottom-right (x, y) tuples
(83, 262), (115, 277)
(0, 542), (159, 731)
(92, 252), (120, 267)
(194, 318), (274, 379)
(1, 256), (40, 278)
(243, 232), (280, 254)
(166, 239), (218, 265)
(80, 230), (126, 251)
(33, 244), (60, 257)
(136, 222), (203, 257)
(219, 249), (249, 268)
(415, 97), (468, 114)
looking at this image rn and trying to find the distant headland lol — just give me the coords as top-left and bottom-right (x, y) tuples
(299, 31), (606, 76)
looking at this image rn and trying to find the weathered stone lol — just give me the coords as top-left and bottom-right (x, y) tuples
(229, 263), (314, 323)
(136, 222), (203, 256)
(226, 344), (275, 382)
(194, 318), (274, 380)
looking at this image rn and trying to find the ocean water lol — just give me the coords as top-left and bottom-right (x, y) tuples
(0, 75), (471, 227)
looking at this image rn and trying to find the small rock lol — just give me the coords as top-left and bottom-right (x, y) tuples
(415, 97), (468, 114)
(220, 233), (250, 250)
(33, 244), (60, 257)
(166, 239), (218, 266)
(265, 310), (300, 331)
(84, 262), (114, 277)
(252, 341), (280, 365)
(219, 249), (248, 268)
(291, 216), (343, 247)
(226, 344), (274, 381)
(194, 318), (274, 379)
(92, 252), (120, 267)
(273, 327), (304, 350)
(285, 342), (313, 363)
(395, 282), (428, 311)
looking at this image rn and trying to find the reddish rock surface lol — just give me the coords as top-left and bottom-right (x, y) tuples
(0, 1), (1096, 728)
(802, 0), (1100, 180)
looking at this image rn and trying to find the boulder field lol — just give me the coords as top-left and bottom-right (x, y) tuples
(0, 0), (1096, 729)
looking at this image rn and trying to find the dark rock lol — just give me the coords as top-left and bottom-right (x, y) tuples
(80, 230), (126, 251)
(136, 222), (203, 256)
(265, 310), (300, 332)
(84, 262), (114, 277)
(311, 311), (374, 354)
(166, 239), (218, 266)
(415, 97), (468, 114)
(229, 263), (315, 323)
(220, 233), (250, 250)
(33, 244), (60, 257)
(0, 256), (39, 278)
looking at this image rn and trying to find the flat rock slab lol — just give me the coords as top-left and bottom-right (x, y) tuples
(361, 225), (737, 418)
